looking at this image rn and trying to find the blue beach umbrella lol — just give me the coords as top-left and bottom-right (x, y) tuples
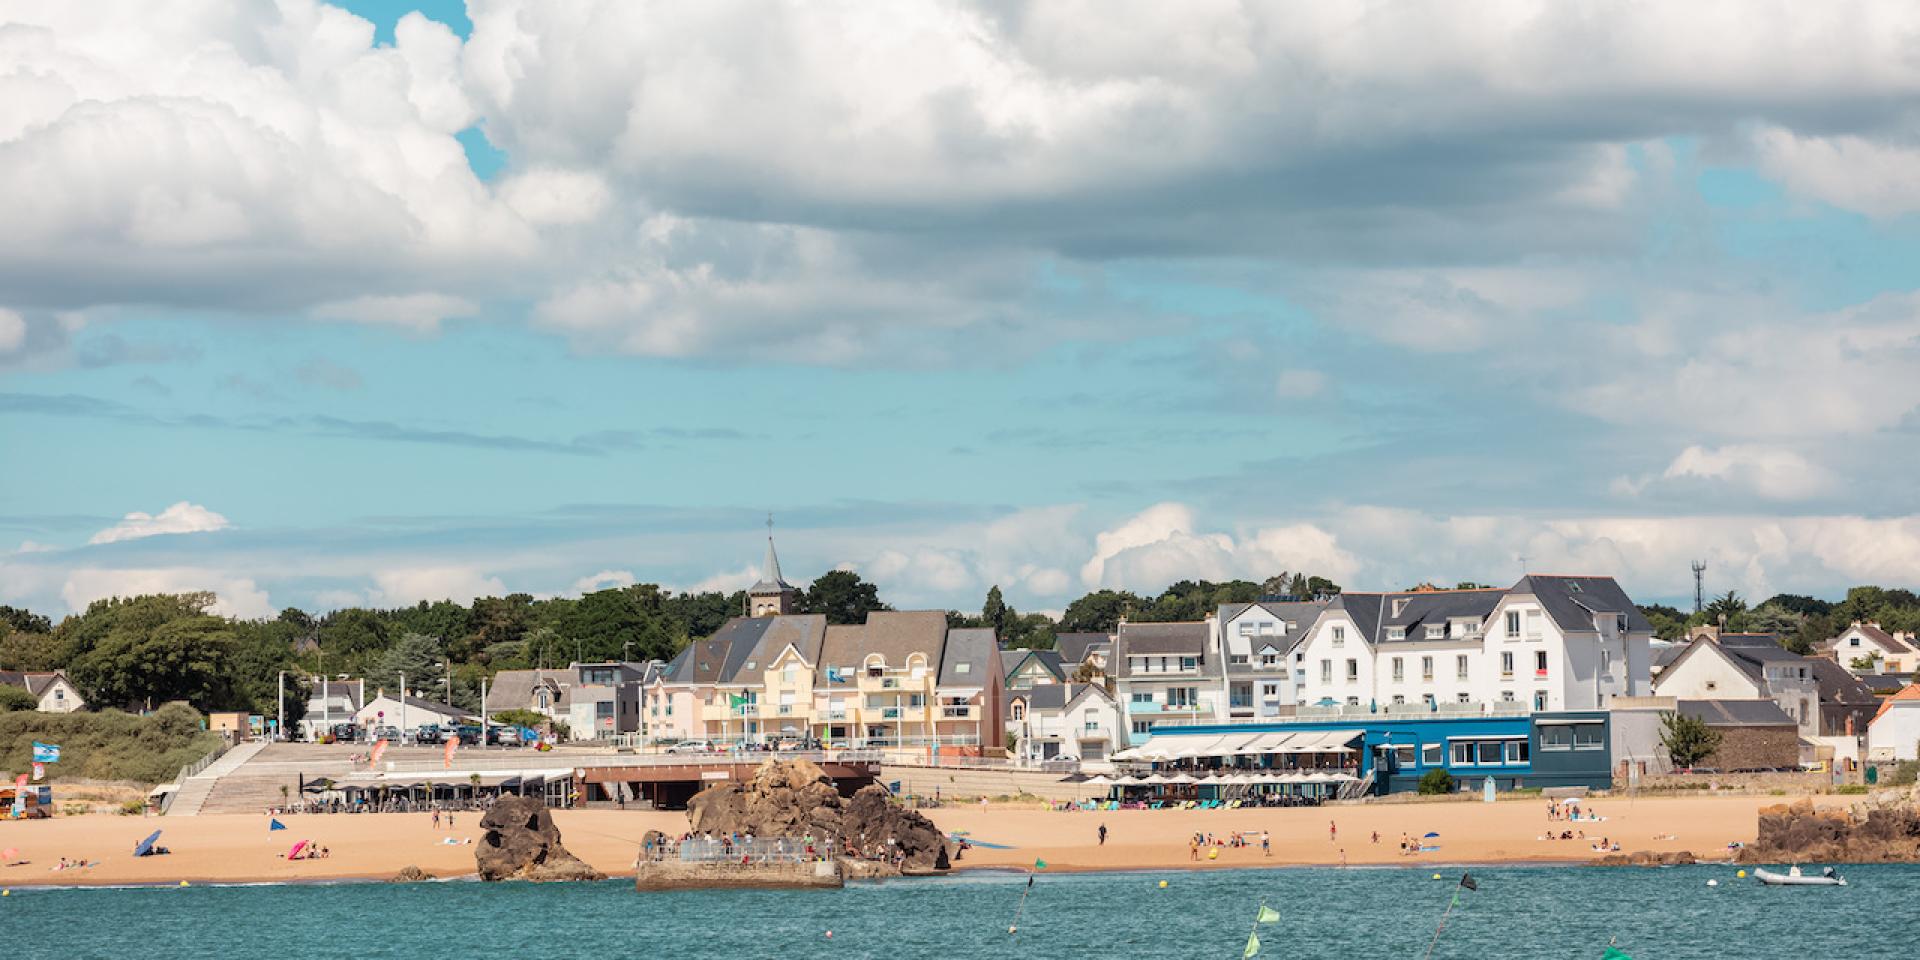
(134, 830), (162, 857)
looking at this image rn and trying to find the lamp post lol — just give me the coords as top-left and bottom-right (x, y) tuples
(399, 671), (407, 743)
(276, 670), (286, 742)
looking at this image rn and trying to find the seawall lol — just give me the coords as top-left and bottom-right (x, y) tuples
(633, 858), (845, 891)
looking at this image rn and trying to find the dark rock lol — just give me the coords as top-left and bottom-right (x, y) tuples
(476, 795), (605, 882)
(686, 759), (949, 873)
(1591, 850), (1695, 867)
(389, 865), (431, 882)
(1740, 797), (1920, 864)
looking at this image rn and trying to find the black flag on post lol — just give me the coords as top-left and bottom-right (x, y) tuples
(1027, 874), (1035, 888)
(1459, 872), (1478, 892)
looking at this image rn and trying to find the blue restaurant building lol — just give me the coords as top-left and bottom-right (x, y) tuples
(1132, 711), (1613, 796)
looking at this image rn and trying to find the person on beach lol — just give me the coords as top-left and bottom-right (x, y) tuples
(1098, 823), (1107, 846)
(1370, 830), (1379, 844)
(432, 809), (440, 829)
(1189, 837), (1200, 861)
(1261, 831), (1271, 857)
(1328, 820), (1336, 843)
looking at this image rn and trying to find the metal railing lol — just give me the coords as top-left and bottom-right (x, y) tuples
(653, 837), (827, 864)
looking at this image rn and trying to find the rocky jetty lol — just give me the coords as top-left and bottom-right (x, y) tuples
(1738, 796), (1920, 864)
(1591, 850), (1697, 867)
(476, 795), (606, 882)
(687, 758), (949, 874)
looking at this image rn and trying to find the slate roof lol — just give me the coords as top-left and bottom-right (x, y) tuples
(1809, 658), (1878, 705)
(939, 627), (998, 687)
(1676, 698), (1797, 727)
(1515, 575), (1655, 634)
(1650, 642), (1686, 671)
(818, 611), (949, 674)
(1004, 649), (1065, 683)
(488, 669), (573, 710)
(1115, 620), (1210, 655)
(1860, 674), (1912, 696)
(1011, 682), (1110, 713)
(746, 535), (794, 596)
(1054, 633), (1110, 665)
(1376, 589), (1503, 643)
(0, 671), (74, 698)
(737, 614), (828, 679)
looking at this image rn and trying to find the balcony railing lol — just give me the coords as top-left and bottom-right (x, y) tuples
(940, 707), (971, 719)
(882, 707), (901, 719)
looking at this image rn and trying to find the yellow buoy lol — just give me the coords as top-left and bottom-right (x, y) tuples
(1208, 849), (1218, 860)
(1158, 879), (1168, 888)
(179, 880), (190, 887)
(1432, 873), (1443, 880)
(2, 889), (10, 896)
(1736, 870), (1747, 879)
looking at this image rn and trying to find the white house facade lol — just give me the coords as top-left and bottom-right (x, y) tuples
(1112, 620), (1223, 745)
(1651, 634), (1819, 739)
(1818, 622), (1918, 676)
(1866, 687), (1920, 761)
(1008, 682), (1122, 763)
(1290, 576), (1653, 714)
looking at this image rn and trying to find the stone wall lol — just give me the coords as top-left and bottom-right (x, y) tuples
(1628, 770), (1845, 793)
(880, 764), (1097, 802)
(633, 858), (844, 891)
(1704, 725), (1799, 771)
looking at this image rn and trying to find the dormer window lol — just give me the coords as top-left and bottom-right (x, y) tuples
(1566, 581), (1583, 593)
(1392, 599), (1409, 618)
(1425, 625), (1443, 640)
(1387, 627), (1406, 641)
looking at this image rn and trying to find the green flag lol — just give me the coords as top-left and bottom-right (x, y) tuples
(1601, 949), (1633, 960)
(1244, 930), (1259, 958)
(730, 694), (748, 709)
(1033, 858), (1047, 870)
(1257, 906), (1281, 923)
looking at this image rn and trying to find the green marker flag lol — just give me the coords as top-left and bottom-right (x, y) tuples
(729, 694), (748, 709)
(1257, 905), (1281, 923)
(1033, 858), (1047, 870)
(1601, 948), (1633, 960)
(1244, 930), (1260, 958)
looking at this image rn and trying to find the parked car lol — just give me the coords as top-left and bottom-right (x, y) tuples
(372, 725), (401, 743)
(330, 723), (362, 743)
(665, 739), (713, 754)
(414, 724), (443, 745)
(455, 724), (483, 745)
(487, 726), (520, 746)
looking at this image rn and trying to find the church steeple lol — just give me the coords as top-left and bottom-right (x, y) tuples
(746, 514), (797, 617)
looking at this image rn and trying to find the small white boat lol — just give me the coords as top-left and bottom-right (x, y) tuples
(1753, 866), (1846, 887)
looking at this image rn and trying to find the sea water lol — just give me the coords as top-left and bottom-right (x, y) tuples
(3, 864), (1915, 959)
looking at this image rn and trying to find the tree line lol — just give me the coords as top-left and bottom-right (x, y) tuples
(1637, 585), (1920, 653)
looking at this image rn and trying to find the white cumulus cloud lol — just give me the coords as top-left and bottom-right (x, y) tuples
(369, 566), (506, 606)
(61, 567), (272, 619)
(89, 502), (231, 544)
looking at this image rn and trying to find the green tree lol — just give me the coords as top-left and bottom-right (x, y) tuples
(557, 585), (677, 663)
(1305, 576), (1342, 598)
(800, 570), (887, 625)
(1638, 604), (1688, 642)
(367, 632), (447, 698)
(1748, 602), (1808, 651)
(315, 608), (389, 660)
(69, 612), (237, 711)
(1418, 768), (1455, 795)
(1059, 590), (1143, 633)
(0, 685), (38, 712)
(1288, 573), (1310, 600)
(1660, 711), (1723, 769)
(0, 625), (62, 671)
(1703, 590), (1748, 628)
(0, 605), (52, 634)
(982, 585), (1011, 638)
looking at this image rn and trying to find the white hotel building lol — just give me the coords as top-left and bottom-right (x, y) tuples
(1113, 575), (1654, 743)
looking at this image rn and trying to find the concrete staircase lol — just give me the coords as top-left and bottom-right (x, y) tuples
(166, 740), (267, 816)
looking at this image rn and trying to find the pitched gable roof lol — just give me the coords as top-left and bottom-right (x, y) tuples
(1515, 575), (1653, 634)
(1053, 633), (1110, 664)
(938, 627), (997, 687)
(1819, 622), (1918, 655)
(1872, 681), (1920, 722)
(1677, 698), (1796, 727)
(1808, 658), (1877, 705)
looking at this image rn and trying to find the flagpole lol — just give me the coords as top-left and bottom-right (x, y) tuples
(1422, 886), (1461, 960)
(1009, 874), (1033, 936)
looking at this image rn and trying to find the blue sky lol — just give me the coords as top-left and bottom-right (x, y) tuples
(6, 2), (1920, 619)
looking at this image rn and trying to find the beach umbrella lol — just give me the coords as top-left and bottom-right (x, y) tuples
(1084, 774), (1112, 786)
(1168, 773), (1198, 784)
(1, 847), (15, 862)
(1424, 832), (1440, 839)
(133, 830), (162, 857)
(288, 840), (309, 860)
(1142, 773), (1170, 784)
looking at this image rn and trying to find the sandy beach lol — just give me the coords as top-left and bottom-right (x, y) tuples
(0, 793), (1839, 887)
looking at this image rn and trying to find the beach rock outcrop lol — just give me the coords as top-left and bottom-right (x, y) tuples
(389, 865), (431, 882)
(1592, 850), (1697, 867)
(686, 759), (949, 873)
(476, 795), (605, 882)
(1740, 797), (1920, 864)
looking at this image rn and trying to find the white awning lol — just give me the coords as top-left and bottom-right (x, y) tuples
(1167, 773), (1199, 784)
(1282, 729), (1363, 753)
(1084, 774), (1113, 786)
(1236, 731), (1297, 754)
